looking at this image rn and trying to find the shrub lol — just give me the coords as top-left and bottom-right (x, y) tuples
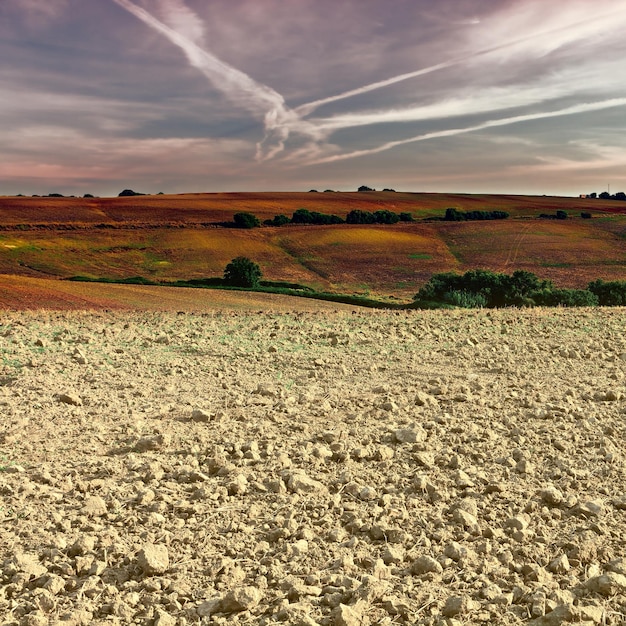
(587, 279), (626, 305)
(399, 212), (414, 222)
(444, 208), (509, 221)
(346, 210), (376, 224)
(533, 288), (598, 307)
(414, 269), (552, 308)
(556, 210), (568, 220)
(358, 185), (375, 192)
(264, 214), (290, 227)
(118, 189), (145, 197)
(223, 257), (262, 288)
(443, 290), (488, 308)
(233, 212), (260, 229)
(581, 212), (592, 219)
(374, 210), (400, 224)
(291, 209), (344, 225)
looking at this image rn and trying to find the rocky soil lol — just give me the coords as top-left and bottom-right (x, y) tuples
(0, 307), (625, 626)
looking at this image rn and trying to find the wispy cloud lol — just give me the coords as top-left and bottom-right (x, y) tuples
(307, 98), (626, 165)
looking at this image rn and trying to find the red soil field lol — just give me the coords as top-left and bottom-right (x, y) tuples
(0, 192), (625, 307)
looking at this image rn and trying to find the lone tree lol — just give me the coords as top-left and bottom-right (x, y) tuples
(223, 256), (262, 288)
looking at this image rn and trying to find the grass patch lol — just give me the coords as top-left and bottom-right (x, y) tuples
(408, 253), (432, 260)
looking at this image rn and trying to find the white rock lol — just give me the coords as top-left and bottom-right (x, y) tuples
(137, 543), (169, 574)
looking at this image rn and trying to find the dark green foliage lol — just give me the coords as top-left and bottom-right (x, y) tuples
(118, 189), (145, 197)
(83, 193), (94, 198)
(399, 212), (414, 222)
(444, 208), (509, 221)
(532, 288), (598, 307)
(291, 208), (344, 225)
(264, 214), (290, 227)
(346, 210), (376, 224)
(346, 209), (403, 224)
(556, 210), (568, 220)
(414, 269), (552, 308)
(581, 212), (592, 219)
(358, 185), (375, 192)
(374, 210), (400, 224)
(223, 256), (262, 288)
(233, 212), (260, 229)
(587, 279), (626, 305)
(308, 189), (318, 192)
(383, 188), (396, 192)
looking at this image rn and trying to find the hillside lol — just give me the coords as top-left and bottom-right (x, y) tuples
(1, 192), (625, 303)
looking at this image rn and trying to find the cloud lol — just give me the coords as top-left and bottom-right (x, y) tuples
(307, 98), (626, 164)
(154, 0), (206, 45)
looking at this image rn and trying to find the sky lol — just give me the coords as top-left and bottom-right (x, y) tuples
(1, 0), (626, 197)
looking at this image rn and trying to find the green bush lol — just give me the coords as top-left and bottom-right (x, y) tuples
(223, 257), (262, 288)
(533, 288), (598, 307)
(588, 279), (626, 305)
(233, 212), (260, 229)
(264, 214), (290, 227)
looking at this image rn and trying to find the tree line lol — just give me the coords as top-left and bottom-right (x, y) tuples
(413, 269), (626, 308)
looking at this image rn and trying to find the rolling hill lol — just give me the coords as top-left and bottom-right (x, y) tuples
(1, 191), (625, 307)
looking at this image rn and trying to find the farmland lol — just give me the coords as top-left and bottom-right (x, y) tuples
(0, 191), (626, 307)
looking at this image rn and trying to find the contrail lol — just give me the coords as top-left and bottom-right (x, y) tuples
(308, 98), (626, 164)
(110, 0), (319, 159)
(111, 0), (284, 115)
(295, 7), (626, 117)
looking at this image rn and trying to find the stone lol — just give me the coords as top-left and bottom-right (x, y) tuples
(332, 602), (369, 626)
(394, 427), (426, 444)
(82, 495), (108, 517)
(137, 543), (169, 574)
(220, 586), (263, 613)
(540, 486), (564, 506)
(191, 408), (212, 422)
(57, 393), (82, 406)
(585, 572), (626, 596)
(442, 595), (479, 617)
(547, 554), (570, 574)
(412, 555), (443, 575)
(286, 472), (327, 494)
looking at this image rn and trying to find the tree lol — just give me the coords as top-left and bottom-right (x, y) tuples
(233, 212), (260, 229)
(358, 185), (375, 192)
(223, 257), (262, 288)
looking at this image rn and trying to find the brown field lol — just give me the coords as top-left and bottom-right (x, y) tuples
(1, 192), (626, 308)
(0, 274), (357, 312)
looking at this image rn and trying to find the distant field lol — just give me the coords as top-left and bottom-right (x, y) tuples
(0, 191), (625, 307)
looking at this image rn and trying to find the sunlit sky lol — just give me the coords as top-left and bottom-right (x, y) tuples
(2, 0), (626, 197)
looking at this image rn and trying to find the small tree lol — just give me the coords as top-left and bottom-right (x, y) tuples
(223, 257), (262, 288)
(233, 212), (260, 229)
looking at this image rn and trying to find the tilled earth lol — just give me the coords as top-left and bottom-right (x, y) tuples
(0, 308), (625, 626)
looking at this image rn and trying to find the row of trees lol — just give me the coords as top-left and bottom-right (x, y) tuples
(443, 208), (509, 222)
(414, 269), (626, 308)
(232, 209), (415, 229)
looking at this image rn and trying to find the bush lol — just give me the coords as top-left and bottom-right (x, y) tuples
(444, 208), (509, 221)
(581, 212), (592, 219)
(264, 214), (290, 227)
(358, 185), (375, 192)
(533, 288), (598, 307)
(223, 257), (262, 288)
(414, 269), (552, 308)
(587, 279), (626, 305)
(233, 212), (260, 229)
(118, 189), (145, 197)
(291, 209), (344, 225)
(556, 210), (568, 220)
(374, 210), (400, 224)
(399, 212), (414, 222)
(346, 210), (376, 224)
